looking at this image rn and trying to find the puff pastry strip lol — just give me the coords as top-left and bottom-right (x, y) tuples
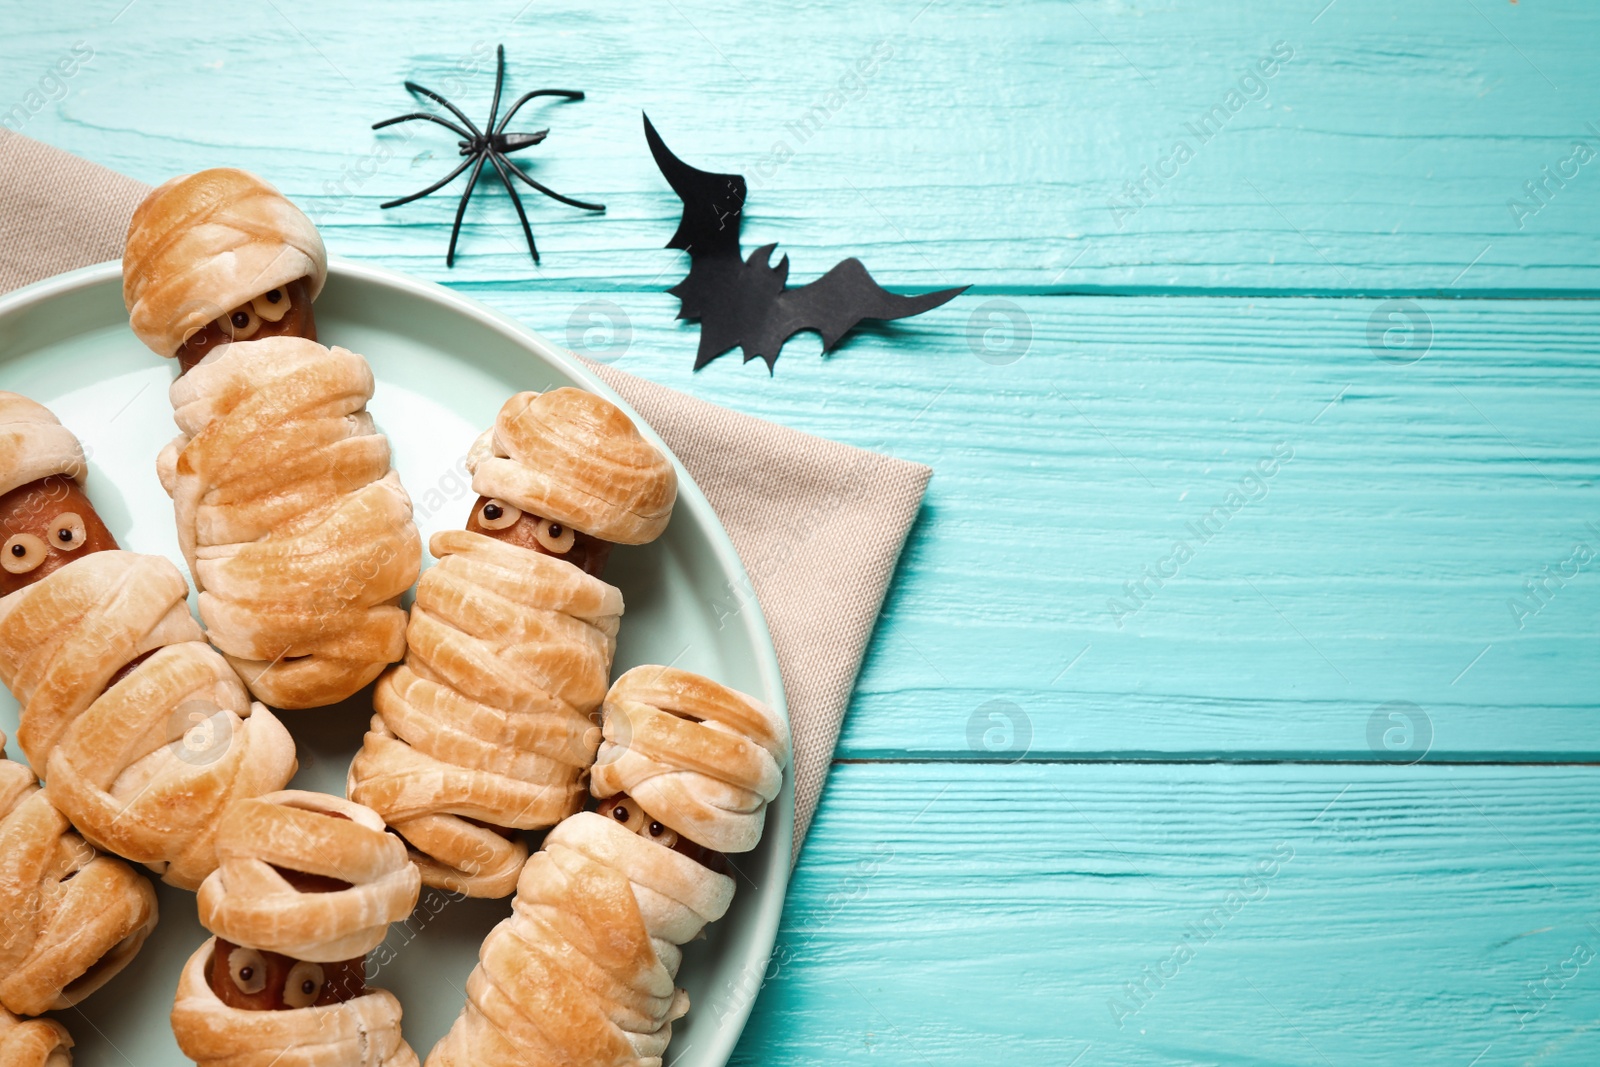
(594, 666), (789, 854)
(0, 549), (298, 890)
(171, 945), (418, 1067)
(349, 530), (622, 897)
(160, 335), (421, 709)
(173, 791), (421, 1067)
(0, 1009), (71, 1067)
(122, 167), (327, 360)
(426, 668), (787, 1066)
(425, 812), (734, 1067)
(467, 389), (676, 546)
(196, 791), (421, 962)
(0, 733), (157, 1017)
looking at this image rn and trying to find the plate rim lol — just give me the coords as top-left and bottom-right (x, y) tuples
(0, 257), (792, 1067)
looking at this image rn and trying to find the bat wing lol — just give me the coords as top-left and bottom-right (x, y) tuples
(670, 244), (790, 370)
(643, 112), (747, 259)
(644, 114), (968, 373)
(740, 258), (968, 371)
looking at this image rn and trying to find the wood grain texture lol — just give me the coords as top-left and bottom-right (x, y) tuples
(2, 1), (1599, 1064)
(335, 289), (1600, 761)
(4, 0), (1600, 292)
(735, 761), (1600, 1067)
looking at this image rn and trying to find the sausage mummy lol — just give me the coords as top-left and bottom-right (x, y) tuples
(348, 389), (676, 898)
(424, 811), (731, 1067)
(0, 393), (298, 890)
(123, 168), (422, 710)
(593, 666), (790, 854)
(0, 730), (158, 1018)
(122, 168), (325, 372)
(171, 791), (421, 1067)
(425, 669), (788, 1067)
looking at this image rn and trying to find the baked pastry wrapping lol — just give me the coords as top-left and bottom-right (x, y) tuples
(0, 396), (85, 499)
(0, 1008), (72, 1067)
(158, 335), (422, 709)
(122, 168), (327, 361)
(0, 731), (158, 1017)
(123, 167), (419, 709)
(594, 665), (789, 854)
(171, 945), (418, 1067)
(427, 669), (786, 1067)
(349, 531), (622, 896)
(467, 389), (677, 546)
(196, 792), (421, 962)
(349, 388), (675, 898)
(425, 811), (734, 1067)
(0, 394), (297, 890)
(172, 791), (421, 1067)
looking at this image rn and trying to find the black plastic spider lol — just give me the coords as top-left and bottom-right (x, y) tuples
(373, 44), (604, 266)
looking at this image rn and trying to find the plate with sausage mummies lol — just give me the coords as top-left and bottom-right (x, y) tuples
(0, 169), (791, 1067)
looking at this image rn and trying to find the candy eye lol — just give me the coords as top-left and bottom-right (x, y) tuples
(645, 820), (680, 848)
(251, 288), (291, 323)
(217, 304), (260, 341)
(47, 513), (87, 551)
(282, 961), (324, 1008)
(606, 798), (647, 834)
(2, 534), (47, 574)
(534, 519), (576, 554)
(477, 499), (522, 531)
(228, 947), (268, 995)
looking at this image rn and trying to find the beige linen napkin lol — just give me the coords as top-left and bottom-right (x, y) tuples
(0, 132), (929, 864)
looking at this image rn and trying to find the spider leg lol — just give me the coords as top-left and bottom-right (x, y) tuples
(502, 158), (606, 212)
(487, 44), (506, 131)
(496, 89), (585, 133)
(404, 80), (483, 137)
(378, 152), (478, 210)
(486, 152), (540, 263)
(372, 112), (473, 139)
(447, 152), (491, 267)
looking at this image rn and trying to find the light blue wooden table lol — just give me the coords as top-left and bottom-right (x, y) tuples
(6, 1), (1600, 1063)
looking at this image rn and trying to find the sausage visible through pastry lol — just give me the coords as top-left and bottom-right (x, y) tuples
(0, 476), (174, 702)
(205, 808), (369, 1012)
(464, 495), (613, 578)
(0, 475), (118, 596)
(444, 494), (614, 842)
(207, 940), (367, 1011)
(175, 277), (317, 374)
(594, 793), (729, 874)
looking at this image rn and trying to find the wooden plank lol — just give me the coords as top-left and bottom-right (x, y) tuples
(6, 0), (1600, 291)
(737, 760), (1600, 1066)
(379, 287), (1600, 760)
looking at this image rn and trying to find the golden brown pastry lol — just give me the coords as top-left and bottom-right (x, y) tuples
(172, 791), (421, 1067)
(0, 394), (297, 890)
(425, 812), (733, 1067)
(0, 1008), (72, 1067)
(124, 168), (421, 710)
(171, 949), (416, 1067)
(467, 389), (677, 546)
(0, 732), (157, 1018)
(593, 666), (789, 854)
(122, 168), (326, 365)
(155, 336), (422, 709)
(197, 792), (420, 961)
(427, 669), (787, 1067)
(349, 389), (675, 898)
(348, 532), (621, 896)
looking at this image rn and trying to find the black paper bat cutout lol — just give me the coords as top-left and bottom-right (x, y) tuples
(643, 113), (968, 372)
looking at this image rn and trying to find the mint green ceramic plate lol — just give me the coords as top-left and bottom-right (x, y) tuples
(0, 259), (791, 1067)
